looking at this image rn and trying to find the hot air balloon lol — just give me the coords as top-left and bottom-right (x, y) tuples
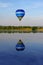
(16, 39), (25, 51)
(16, 9), (25, 21)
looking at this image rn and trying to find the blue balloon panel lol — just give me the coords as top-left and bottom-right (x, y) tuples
(16, 9), (25, 12)
(16, 14), (24, 17)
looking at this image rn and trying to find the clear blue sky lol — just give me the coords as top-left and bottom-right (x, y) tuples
(0, 0), (43, 26)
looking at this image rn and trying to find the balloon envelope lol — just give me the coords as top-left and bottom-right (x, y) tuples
(16, 9), (25, 21)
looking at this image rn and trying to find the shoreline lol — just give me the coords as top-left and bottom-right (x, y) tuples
(0, 26), (43, 33)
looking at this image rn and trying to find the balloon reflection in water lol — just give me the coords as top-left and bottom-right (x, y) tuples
(16, 40), (25, 51)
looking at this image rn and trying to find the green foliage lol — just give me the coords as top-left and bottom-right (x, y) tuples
(32, 27), (38, 33)
(0, 26), (43, 33)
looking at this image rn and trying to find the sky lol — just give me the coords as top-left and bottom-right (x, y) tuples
(0, 0), (43, 26)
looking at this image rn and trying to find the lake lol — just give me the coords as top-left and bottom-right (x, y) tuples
(0, 33), (43, 65)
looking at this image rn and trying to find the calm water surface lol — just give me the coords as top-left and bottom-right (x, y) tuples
(0, 33), (43, 65)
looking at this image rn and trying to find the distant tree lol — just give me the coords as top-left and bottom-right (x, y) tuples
(32, 27), (38, 33)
